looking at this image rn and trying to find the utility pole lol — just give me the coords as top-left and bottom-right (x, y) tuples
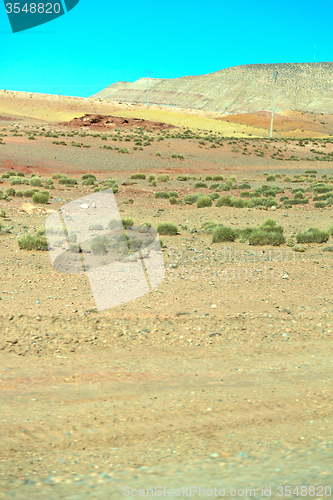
(145, 70), (152, 105)
(270, 71), (278, 138)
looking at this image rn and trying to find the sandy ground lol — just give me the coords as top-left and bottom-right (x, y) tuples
(0, 96), (333, 499)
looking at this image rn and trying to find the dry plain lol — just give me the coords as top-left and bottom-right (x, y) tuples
(0, 92), (333, 499)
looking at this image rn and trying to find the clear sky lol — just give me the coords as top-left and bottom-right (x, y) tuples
(0, 0), (332, 97)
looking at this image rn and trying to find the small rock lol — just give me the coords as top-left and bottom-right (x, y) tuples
(20, 203), (37, 215)
(292, 244), (306, 252)
(209, 452), (220, 459)
(281, 307), (292, 314)
(80, 204), (89, 209)
(89, 224), (103, 230)
(211, 304), (217, 309)
(322, 246), (333, 252)
(282, 274), (289, 279)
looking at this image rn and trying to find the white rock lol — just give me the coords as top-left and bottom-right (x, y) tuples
(80, 204), (89, 209)
(282, 274), (289, 279)
(211, 304), (217, 309)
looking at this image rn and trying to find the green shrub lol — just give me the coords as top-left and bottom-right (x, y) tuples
(314, 201), (326, 208)
(0, 208), (6, 217)
(169, 196), (178, 205)
(32, 192), (49, 204)
(108, 219), (123, 231)
(249, 229), (285, 246)
(155, 191), (169, 199)
(82, 177), (95, 186)
(90, 235), (109, 255)
(212, 226), (237, 243)
(171, 154), (177, 158)
(183, 194), (199, 205)
(151, 180), (156, 187)
(238, 183), (251, 189)
(121, 217), (134, 229)
(157, 222), (178, 235)
(177, 175), (189, 181)
(139, 222), (152, 232)
(59, 177), (77, 185)
(264, 197), (278, 207)
(208, 192), (220, 200)
(194, 181), (208, 188)
(82, 174), (96, 181)
(30, 177), (42, 187)
(266, 175), (276, 181)
(216, 195), (232, 207)
(121, 148), (129, 154)
(212, 175), (224, 181)
(296, 228), (329, 244)
(240, 191), (251, 198)
(155, 151), (161, 157)
(248, 219), (285, 246)
(200, 221), (218, 233)
(314, 185), (332, 194)
(248, 197), (264, 208)
(168, 191), (178, 198)
(236, 227), (255, 242)
(131, 173), (146, 179)
(5, 188), (16, 197)
(233, 197), (249, 208)
(148, 174), (156, 182)
(196, 196), (213, 208)
(205, 176), (213, 181)
(9, 177), (22, 186)
(177, 154), (185, 160)
(159, 174), (169, 182)
(17, 232), (48, 251)
(2, 173), (10, 179)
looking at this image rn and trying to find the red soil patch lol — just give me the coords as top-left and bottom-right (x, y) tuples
(61, 113), (175, 131)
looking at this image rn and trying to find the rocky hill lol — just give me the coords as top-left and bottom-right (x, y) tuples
(92, 62), (333, 114)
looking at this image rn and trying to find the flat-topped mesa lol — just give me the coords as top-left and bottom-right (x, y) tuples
(91, 62), (333, 114)
(61, 114), (175, 130)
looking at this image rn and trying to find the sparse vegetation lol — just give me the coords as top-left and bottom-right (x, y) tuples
(17, 229), (48, 251)
(131, 173), (146, 180)
(296, 228), (329, 244)
(90, 235), (108, 255)
(196, 196), (212, 208)
(32, 191), (49, 204)
(155, 191), (169, 199)
(30, 177), (42, 187)
(212, 226), (237, 243)
(248, 219), (285, 246)
(121, 217), (134, 229)
(157, 222), (178, 235)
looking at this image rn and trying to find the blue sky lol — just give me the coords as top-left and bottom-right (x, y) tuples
(0, 0), (332, 97)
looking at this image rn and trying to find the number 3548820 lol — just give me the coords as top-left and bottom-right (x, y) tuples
(5, 3), (61, 14)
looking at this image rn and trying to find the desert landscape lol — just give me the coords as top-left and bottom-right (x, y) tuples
(1, 68), (333, 499)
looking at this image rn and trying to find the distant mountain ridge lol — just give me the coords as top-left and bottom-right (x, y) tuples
(92, 62), (333, 114)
